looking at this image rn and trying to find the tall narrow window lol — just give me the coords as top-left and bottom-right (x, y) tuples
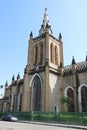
(67, 88), (73, 98)
(81, 86), (87, 112)
(33, 46), (36, 65)
(50, 43), (54, 63)
(50, 43), (52, 62)
(50, 43), (53, 62)
(52, 45), (54, 63)
(55, 46), (58, 65)
(67, 88), (74, 112)
(40, 44), (43, 64)
(35, 46), (38, 64)
(31, 76), (41, 111)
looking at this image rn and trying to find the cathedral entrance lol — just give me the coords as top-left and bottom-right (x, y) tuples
(81, 86), (87, 112)
(31, 75), (41, 111)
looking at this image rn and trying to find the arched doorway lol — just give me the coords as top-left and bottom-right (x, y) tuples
(31, 75), (41, 111)
(67, 88), (74, 112)
(81, 86), (87, 112)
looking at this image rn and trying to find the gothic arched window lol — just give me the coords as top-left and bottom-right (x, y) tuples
(81, 86), (87, 112)
(55, 46), (58, 65)
(31, 75), (41, 111)
(67, 88), (74, 112)
(35, 46), (38, 64)
(50, 43), (52, 62)
(67, 88), (73, 98)
(33, 46), (36, 65)
(50, 43), (54, 63)
(40, 44), (43, 64)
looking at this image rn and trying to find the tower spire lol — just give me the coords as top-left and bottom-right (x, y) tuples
(43, 8), (49, 29)
(39, 8), (52, 35)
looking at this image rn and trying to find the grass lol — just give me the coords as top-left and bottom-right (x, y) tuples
(0, 111), (87, 125)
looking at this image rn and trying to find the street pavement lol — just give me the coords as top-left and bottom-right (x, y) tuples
(19, 120), (87, 129)
(0, 121), (87, 130)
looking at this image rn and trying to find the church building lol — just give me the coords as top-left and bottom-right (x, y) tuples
(0, 8), (87, 113)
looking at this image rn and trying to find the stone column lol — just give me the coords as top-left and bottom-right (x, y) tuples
(60, 66), (64, 112)
(72, 74), (78, 112)
(22, 74), (30, 112)
(10, 95), (14, 111)
(17, 93), (20, 111)
(60, 77), (64, 112)
(45, 24), (50, 112)
(45, 65), (49, 112)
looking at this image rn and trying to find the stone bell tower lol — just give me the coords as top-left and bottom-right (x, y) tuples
(22, 8), (64, 112)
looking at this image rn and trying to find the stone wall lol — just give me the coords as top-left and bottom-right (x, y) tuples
(49, 72), (60, 112)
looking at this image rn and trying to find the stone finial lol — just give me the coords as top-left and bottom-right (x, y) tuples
(72, 56), (76, 65)
(12, 75), (15, 81)
(5, 81), (8, 87)
(17, 73), (20, 81)
(30, 31), (33, 37)
(86, 54), (87, 62)
(59, 33), (62, 42)
(71, 56), (77, 73)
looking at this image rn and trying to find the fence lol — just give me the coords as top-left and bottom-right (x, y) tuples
(0, 111), (87, 125)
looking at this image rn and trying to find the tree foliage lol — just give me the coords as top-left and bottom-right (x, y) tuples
(61, 96), (73, 106)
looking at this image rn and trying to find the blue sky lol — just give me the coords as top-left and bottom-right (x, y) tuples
(0, 0), (87, 90)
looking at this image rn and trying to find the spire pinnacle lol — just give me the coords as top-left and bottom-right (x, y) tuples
(39, 8), (52, 35)
(5, 81), (8, 87)
(30, 31), (33, 37)
(12, 75), (15, 81)
(59, 33), (62, 42)
(86, 52), (87, 61)
(72, 56), (76, 65)
(17, 73), (20, 81)
(43, 8), (49, 29)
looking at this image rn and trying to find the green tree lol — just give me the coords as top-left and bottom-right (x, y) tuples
(61, 96), (74, 112)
